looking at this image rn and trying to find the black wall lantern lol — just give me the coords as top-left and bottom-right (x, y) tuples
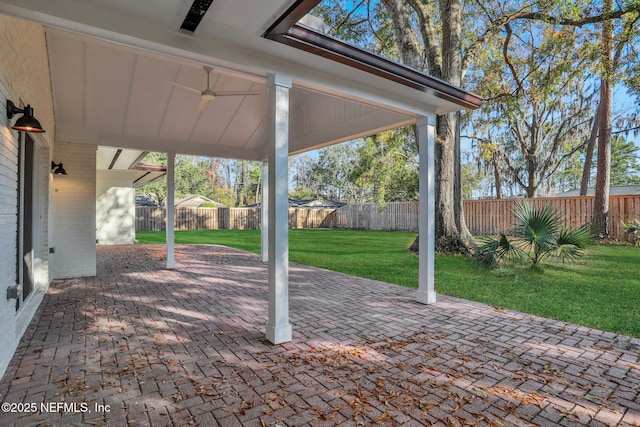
(6, 100), (46, 133)
(51, 161), (67, 175)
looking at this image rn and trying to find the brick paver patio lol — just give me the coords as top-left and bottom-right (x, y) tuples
(1, 244), (639, 426)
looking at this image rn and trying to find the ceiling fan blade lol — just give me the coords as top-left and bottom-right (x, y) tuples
(197, 97), (210, 112)
(163, 80), (202, 94)
(212, 91), (261, 97)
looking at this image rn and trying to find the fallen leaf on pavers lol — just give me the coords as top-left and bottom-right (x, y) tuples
(195, 386), (218, 397)
(457, 415), (477, 426)
(66, 379), (88, 397)
(54, 376), (68, 387)
(372, 411), (393, 424)
(234, 399), (255, 417)
(85, 417), (109, 426)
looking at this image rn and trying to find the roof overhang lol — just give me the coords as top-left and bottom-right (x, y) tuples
(97, 147), (166, 186)
(265, 0), (482, 111)
(0, 0), (481, 161)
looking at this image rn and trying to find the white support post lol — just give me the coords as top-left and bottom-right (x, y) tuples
(166, 152), (176, 269)
(261, 161), (269, 263)
(416, 115), (436, 304)
(265, 73), (293, 344)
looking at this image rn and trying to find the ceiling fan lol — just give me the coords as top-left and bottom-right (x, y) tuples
(165, 65), (260, 111)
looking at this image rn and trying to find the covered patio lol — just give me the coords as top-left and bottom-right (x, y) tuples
(1, 245), (638, 426)
(0, 0), (482, 352)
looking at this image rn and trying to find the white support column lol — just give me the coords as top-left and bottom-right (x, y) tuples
(265, 73), (293, 344)
(166, 152), (176, 269)
(416, 115), (437, 304)
(261, 161), (269, 263)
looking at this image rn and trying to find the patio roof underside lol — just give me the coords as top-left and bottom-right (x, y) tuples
(48, 29), (415, 161)
(0, 0), (477, 161)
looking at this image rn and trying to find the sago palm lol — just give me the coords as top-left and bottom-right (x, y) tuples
(477, 201), (592, 267)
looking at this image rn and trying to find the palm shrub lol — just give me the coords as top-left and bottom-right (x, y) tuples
(622, 219), (640, 246)
(476, 201), (593, 268)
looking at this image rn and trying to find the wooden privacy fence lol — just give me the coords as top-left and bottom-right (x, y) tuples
(332, 202), (418, 231)
(464, 195), (640, 241)
(136, 207), (336, 231)
(136, 196), (640, 242)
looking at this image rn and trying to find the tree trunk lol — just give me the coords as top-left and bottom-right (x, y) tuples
(592, 82), (612, 238)
(492, 157), (503, 199)
(382, 0), (423, 69)
(432, 0), (472, 253)
(407, 238), (418, 252)
(433, 112), (470, 252)
(580, 105), (600, 196)
(454, 111), (475, 249)
(522, 152), (538, 198)
(592, 0), (613, 239)
(386, 0), (473, 254)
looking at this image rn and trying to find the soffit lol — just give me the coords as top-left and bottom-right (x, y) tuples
(96, 146), (166, 186)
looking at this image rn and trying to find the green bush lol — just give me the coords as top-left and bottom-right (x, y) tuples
(477, 201), (593, 268)
(622, 219), (640, 246)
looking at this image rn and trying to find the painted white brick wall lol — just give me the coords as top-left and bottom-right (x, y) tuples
(96, 171), (138, 245)
(0, 15), (55, 378)
(51, 142), (97, 279)
(97, 187), (135, 245)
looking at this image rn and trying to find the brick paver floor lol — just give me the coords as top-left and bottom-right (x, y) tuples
(1, 244), (639, 426)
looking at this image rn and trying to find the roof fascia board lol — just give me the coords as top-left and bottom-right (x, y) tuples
(266, 0), (316, 35)
(279, 26), (482, 110)
(264, 0), (482, 110)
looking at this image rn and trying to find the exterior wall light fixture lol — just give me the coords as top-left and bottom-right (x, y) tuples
(6, 99), (46, 133)
(51, 161), (67, 175)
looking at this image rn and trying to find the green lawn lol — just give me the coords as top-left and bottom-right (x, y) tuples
(136, 229), (640, 337)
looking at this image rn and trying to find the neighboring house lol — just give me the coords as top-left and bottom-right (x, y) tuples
(0, 0), (480, 376)
(289, 198), (345, 209)
(247, 198), (345, 209)
(135, 193), (160, 207)
(546, 185), (640, 197)
(175, 194), (227, 208)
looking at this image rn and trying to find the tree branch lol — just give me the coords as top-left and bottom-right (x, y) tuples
(503, 23), (524, 94)
(613, 124), (640, 134)
(334, 0), (366, 34)
(406, 0), (443, 75)
(510, 4), (640, 27)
